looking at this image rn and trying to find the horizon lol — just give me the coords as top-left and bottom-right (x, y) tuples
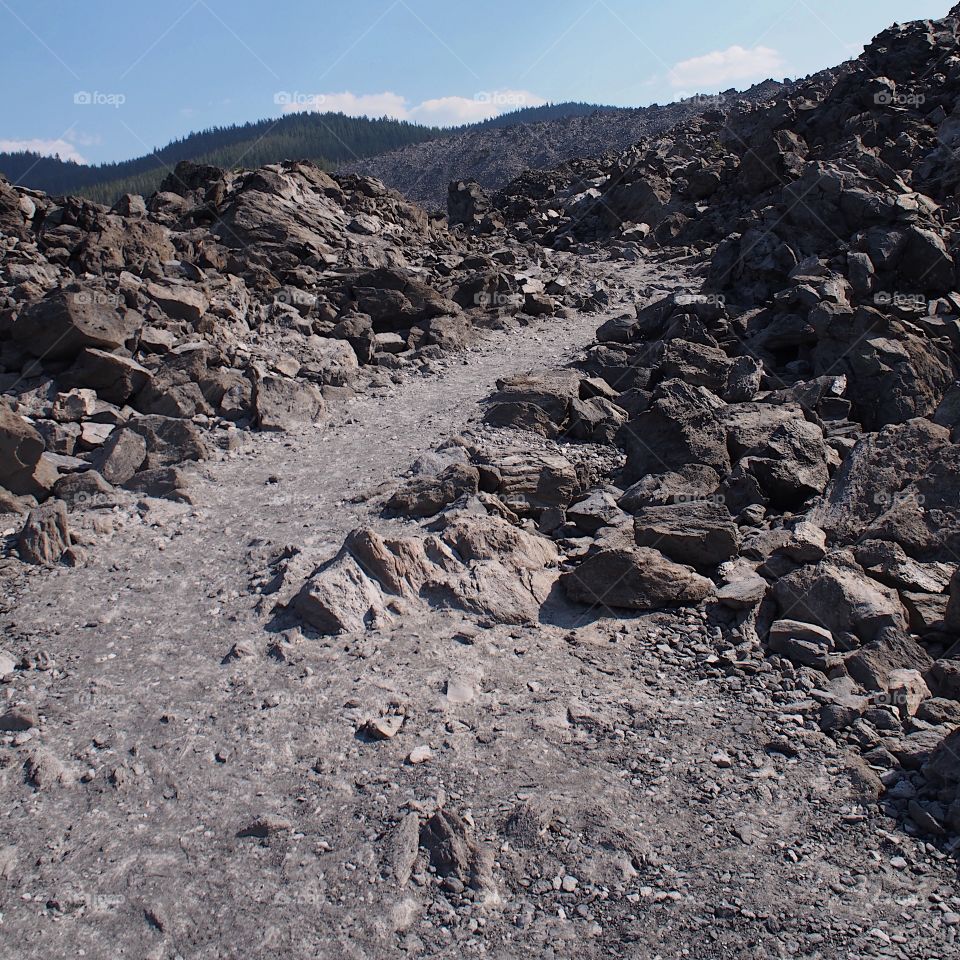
(0, 0), (950, 168)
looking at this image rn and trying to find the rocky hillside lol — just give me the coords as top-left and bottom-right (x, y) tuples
(5, 4), (960, 959)
(345, 80), (796, 210)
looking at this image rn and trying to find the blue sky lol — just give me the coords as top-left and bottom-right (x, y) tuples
(0, 0), (950, 166)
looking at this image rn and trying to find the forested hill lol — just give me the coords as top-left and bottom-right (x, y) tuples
(0, 102), (616, 205)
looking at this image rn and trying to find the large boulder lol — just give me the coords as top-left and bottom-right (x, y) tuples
(91, 428), (148, 485)
(618, 381), (729, 483)
(743, 419), (831, 509)
(479, 449), (579, 517)
(559, 546), (714, 610)
(251, 371), (325, 431)
(64, 348), (152, 404)
(125, 415), (210, 468)
(17, 500), (70, 565)
(772, 552), (908, 644)
(448, 180), (491, 226)
(813, 419), (951, 549)
(13, 288), (135, 361)
(484, 370), (581, 438)
(0, 400), (55, 497)
(386, 464), (480, 519)
(293, 515), (558, 633)
(143, 280), (209, 325)
(633, 500), (739, 567)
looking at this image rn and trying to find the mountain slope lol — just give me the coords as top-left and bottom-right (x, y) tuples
(344, 81), (791, 209)
(0, 102), (617, 205)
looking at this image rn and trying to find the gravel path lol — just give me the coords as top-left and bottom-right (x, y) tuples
(2, 256), (958, 960)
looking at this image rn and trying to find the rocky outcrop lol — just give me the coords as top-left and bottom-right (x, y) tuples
(292, 514), (559, 634)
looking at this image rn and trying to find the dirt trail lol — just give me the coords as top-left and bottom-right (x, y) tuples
(2, 256), (958, 960)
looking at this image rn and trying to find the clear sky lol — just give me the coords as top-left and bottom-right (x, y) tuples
(0, 0), (951, 166)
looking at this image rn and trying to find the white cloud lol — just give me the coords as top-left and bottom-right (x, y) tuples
(0, 138), (86, 163)
(410, 90), (547, 126)
(278, 89), (547, 127)
(667, 45), (785, 90)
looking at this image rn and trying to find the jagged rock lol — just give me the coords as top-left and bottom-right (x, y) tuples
(126, 416), (209, 468)
(768, 619), (835, 670)
(479, 449), (579, 517)
(724, 356), (765, 403)
(293, 515), (558, 634)
(51, 389), (97, 423)
(772, 552), (908, 643)
(143, 280), (209, 324)
(567, 490), (630, 534)
(91, 428), (148, 485)
(854, 540), (954, 593)
(251, 371), (325, 431)
(124, 466), (193, 502)
(484, 369), (581, 437)
(448, 180), (491, 226)
(560, 546), (714, 610)
(619, 381), (730, 483)
(813, 419), (950, 546)
(0, 399), (55, 498)
(744, 419), (831, 509)
(618, 465), (721, 512)
(927, 660), (960, 700)
(420, 810), (475, 879)
(566, 396), (627, 443)
(17, 500), (70, 565)
(716, 576), (767, 609)
(52, 470), (116, 509)
(13, 287), (136, 360)
(845, 631), (933, 691)
(386, 464), (480, 518)
(633, 500), (739, 567)
(64, 348), (152, 404)
(884, 669), (931, 718)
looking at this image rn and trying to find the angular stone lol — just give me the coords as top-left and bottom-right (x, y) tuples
(143, 280), (209, 324)
(772, 553), (908, 643)
(559, 546), (714, 611)
(13, 288), (134, 360)
(17, 500), (70, 565)
(65, 348), (152, 404)
(92, 428), (148, 485)
(252, 371), (325, 431)
(0, 400), (49, 497)
(845, 632), (933, 691)
(386, 464), (480, 519)
(52, 470), (116, 510)
(633, 500), (739, 567)
(567, 490), (630, 534)
(126, 415), (209, 468)
(716, 576), (768, 609)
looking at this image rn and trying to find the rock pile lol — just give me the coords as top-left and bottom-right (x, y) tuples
(0, 158), (582, 543)
(285, 3), (960, 839)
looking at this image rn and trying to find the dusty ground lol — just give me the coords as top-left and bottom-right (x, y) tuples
(1, 256), (958, 960)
